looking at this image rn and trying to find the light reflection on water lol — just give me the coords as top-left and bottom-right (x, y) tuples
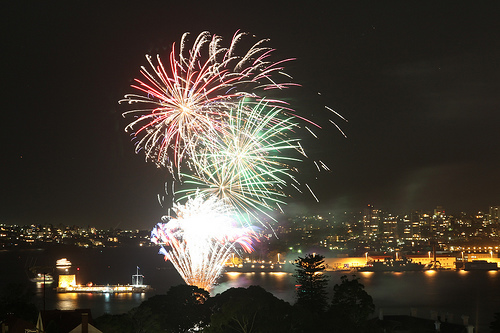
(56, 293), (79, 311)
(487, 270), (498, 278)
(213, 272), (296, 303)
(354, 270), (498, 332)
(40, 291), (148, 315)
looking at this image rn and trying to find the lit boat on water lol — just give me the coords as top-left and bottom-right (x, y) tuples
(463, 260), (498, 271)
(357, 258), (425, 272)
(56, 258), (72, 269)
(30, 273), (54, 284)
(225, 261), (290, 273)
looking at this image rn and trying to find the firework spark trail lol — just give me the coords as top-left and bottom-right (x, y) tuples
(305, 126), (318, 138)
(325, 105), (348, 122)
(150, 193), (258, 291)
(313, 161), (321, 172)
(325, 105), (348, 138)
(120, 31), (300, 175)
(305, 183), (319, 203)
(319, 160), (330, 171)
(329, 119), (348, 138)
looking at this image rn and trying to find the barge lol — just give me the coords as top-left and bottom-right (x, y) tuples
(463, 260), (498, 271)
(225, 262), (289, 273)
(357, 258), (425, 272)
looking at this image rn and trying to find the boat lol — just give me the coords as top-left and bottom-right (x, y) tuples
(30, 273), (54, 284)
(225, 262), (289, 273)
(357, 258), (425, 272)
(56, 258), (72, 269)
(463, 260), (498, 271)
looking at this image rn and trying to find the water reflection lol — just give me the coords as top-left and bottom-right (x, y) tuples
(424, 270), (437, 276)
(214, 272), (295, 302)
(225, 272), (241, 279)
(57, 293), (79, 311)
(53, 292), (147, 314)
(269, 272), (288, 281)
(487, 270), (498, 279)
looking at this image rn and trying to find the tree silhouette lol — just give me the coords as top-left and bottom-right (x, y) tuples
(206, 286), (292, 333)
(293, 253), (328, 313)
(139, 284), (210, 332)
(94, 314), (134, 333)
(329, 275), (375, 333)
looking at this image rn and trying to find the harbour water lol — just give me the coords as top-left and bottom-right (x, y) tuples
(1, 247), (499, 332)
(215, 269), (500, 332)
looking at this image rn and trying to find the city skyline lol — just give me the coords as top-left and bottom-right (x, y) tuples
(3, 203), (500, 254)
(3, 2), (500, 229)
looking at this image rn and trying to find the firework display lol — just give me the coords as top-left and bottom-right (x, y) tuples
(121, 31), (334, 291)
(176, 99), (304, 225)
(120, 31), (298, 176)
(151, 193), (257, 291)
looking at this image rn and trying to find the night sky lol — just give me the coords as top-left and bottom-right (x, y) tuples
(3, 1), (500, 229)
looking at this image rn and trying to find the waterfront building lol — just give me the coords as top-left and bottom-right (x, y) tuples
(489, 206), (500, 223)
(409, 211), (422, 239)
(401, 215), (412, 240)
(362, 204), (381, 239)
(380, 212), (398, 240)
